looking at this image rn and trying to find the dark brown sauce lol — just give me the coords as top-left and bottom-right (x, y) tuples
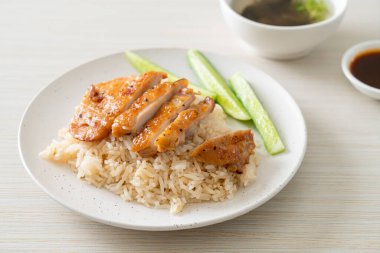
(241, 0), (311, 26)
(350, 50), (380, 89)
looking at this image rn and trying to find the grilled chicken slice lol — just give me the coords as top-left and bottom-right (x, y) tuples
(131, 89), (196, 157)
(155, 97), (215, 153)
(69, 72), (166, 141)
(190, 130), (255, 172)
(112, 79), (188, 137)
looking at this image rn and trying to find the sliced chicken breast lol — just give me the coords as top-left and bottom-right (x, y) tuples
(69, 71), (166, 141)
(190, 130), (255, 172)
(112, 78), (188, 137)
(131, 89), (195, 157)
(155, 97), (215, 153)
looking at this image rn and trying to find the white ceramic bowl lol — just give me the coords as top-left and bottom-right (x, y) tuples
(220, 0), (347, 60)
(341, 40), (380, 100)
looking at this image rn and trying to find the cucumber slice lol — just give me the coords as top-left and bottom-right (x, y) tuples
(187, 50), (250, 121)
(124, 50), (216, 99)
(229, 73), (285, 155)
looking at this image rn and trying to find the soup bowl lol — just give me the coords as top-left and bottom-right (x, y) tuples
(220, 0), (348, 60)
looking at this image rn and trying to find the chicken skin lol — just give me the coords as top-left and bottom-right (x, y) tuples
(155, 97), (215, 153)
(69, 72), (166, 141)
(190, 130), (255, 172)
(112, 79), (188, 137)
(132, 89), (195, 157)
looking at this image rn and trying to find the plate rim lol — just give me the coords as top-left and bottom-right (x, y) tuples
(18, 47), (307, 231)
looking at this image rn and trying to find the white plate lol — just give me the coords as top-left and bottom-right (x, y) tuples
(18, 48), (307, 231)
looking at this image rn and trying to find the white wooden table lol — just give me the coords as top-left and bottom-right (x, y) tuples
(1, 0), (380, 251)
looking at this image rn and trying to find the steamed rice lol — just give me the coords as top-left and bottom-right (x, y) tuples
(40, 104), (258, 213)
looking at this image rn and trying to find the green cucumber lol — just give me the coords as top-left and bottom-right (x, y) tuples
(229, 73), (285, 155)
(124, 50), (216, 99)
(187, 50), (250, 121)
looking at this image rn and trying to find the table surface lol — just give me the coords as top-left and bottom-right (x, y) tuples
(1, 0), (380, 252)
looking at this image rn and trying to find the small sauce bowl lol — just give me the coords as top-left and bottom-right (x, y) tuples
(342, 40), (380, 100)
